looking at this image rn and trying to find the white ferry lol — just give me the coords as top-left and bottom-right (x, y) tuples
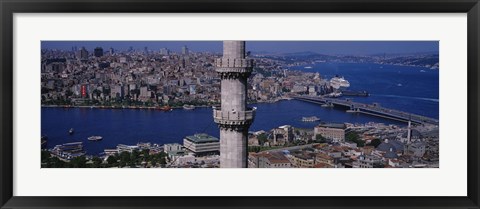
(88, 136), (103, 141)
(183, 104), (195, 110)
(330, 76), (350, 89)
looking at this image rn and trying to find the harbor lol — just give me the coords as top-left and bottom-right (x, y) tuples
(294, 95), (439, 125)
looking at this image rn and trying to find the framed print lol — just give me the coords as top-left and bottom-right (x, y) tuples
(1, 0), (479, 208)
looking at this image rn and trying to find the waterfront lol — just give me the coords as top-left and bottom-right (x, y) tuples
(291, 62), (439, 119)
(42, 99), (406, 155)
(41, 62), (439, 156)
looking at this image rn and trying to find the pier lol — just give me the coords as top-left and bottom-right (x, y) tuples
(293, 95), (439, 125)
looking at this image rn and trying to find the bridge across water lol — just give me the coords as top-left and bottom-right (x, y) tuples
(293, 96), (439, 125)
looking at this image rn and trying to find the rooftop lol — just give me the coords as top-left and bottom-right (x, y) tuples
(255, 152), (291, 164)
(164, 143), (182, 146)
(314, 162), (334, 168)
(185, 133), (219, 143)
(291, 152), (316, 160)
(316, 123), (346, 129)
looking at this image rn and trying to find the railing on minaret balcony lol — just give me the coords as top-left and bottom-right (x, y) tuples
(212, 107), (256, 126)
(215, 58), (254, 73)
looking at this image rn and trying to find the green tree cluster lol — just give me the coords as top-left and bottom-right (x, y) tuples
(368, 138), (382, 148)
(315, 134), (327, 143)
(257, 133), (268, 145)
(41, 149), (169, 168)
(345, 131), (365, 147)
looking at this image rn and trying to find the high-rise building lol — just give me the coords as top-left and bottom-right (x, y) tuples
(182, 45), (189, 55)
(160, 48), (170, 55)
(77, 47), (88, 61)
(94, 47), (104, 57)
(189, 84), (196, 95)
(213, 41), (255, 168)
(109, 47), (114, 55)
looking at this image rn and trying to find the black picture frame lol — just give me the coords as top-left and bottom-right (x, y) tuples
(1, 0), (479, 208)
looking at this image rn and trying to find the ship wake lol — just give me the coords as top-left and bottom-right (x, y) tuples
(372, 94), (439, 103)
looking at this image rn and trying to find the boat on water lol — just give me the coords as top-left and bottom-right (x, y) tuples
(321, 103), (334, 108)
(341, 90), (369, 97)
(302, 116), (320, 122)
(156, 106), (172, 111)
(183, 104), (195, 110)
(304, 66), (313, 69)
(330, 76), (350, 89)
(88, 136), (103, 141)
(326, 92), (342, 98)
(397, 83), (403, 87)
(68, 128), (74, 135)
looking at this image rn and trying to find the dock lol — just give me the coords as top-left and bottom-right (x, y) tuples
(293, 95), (438, 125)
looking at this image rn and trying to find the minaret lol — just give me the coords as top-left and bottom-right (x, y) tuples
(407, 120), (412, 144)
(213, 41), (255, 168)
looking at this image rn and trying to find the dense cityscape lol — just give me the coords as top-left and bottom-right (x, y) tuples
(41, 42), (439, 168)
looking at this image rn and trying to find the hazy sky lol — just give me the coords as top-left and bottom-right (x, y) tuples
(42, 41), (438, 55)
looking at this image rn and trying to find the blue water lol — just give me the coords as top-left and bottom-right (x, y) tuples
(42, 62), (439, 155)
(292, 62), (439, 118)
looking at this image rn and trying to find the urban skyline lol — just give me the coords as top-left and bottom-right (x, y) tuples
(41, 41), (439, 55)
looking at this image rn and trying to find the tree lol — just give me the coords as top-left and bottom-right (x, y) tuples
(48, 157), (66, 168)
(151, 158), (158, 167)
(41, 151), (51, 163)
(118, 151), (133, 167)
(92, 156), (103, 168)
(102, 88), (111, 95)
(70, 156), (87, 168)
(315, 134), (327, 143)
(295, 130), (300, 136)
(92, 89), (102, 97)
(141, 149), (150, 160)
(248, 146), (261, 153)
(106, 155), (118, 167)
(346, 131), (365, 147)
(131, 150), (140, 164)
(356, 140), (365, 147)
(346, 132), (360, 142)
(65, 89), (74, 97)
(159, 157), (167, 167)
(369, 138), (382, 148)
(41, 152), (68, 168)
(257, 133), (268, 145)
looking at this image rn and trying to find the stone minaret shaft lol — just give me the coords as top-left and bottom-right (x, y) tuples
(213, 41), (255, 168)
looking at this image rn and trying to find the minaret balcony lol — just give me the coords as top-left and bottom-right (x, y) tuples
(215, 58), (253, 72)
(213, 107), (256, 125)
